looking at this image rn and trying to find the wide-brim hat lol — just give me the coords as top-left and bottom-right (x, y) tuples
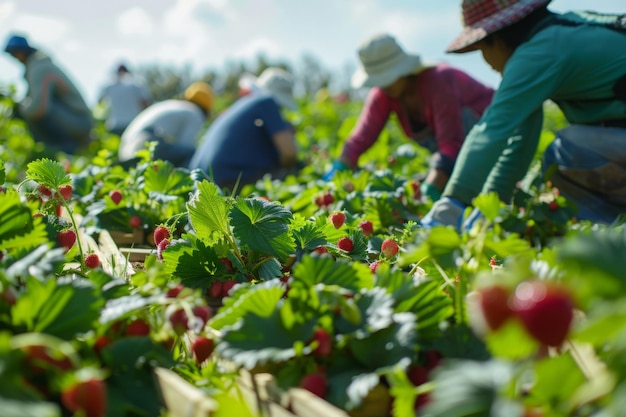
(184, 82), (214, 115)
(447, 0), (553, 54)
(4, 34), (36, 55)
(351, 33), (433, 89)
(256, 67), (298, 110)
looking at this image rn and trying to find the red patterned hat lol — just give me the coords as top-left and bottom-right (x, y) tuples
(447, 0), (552, 53)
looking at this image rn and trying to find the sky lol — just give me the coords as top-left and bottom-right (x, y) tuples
(0, 0), (623, 106)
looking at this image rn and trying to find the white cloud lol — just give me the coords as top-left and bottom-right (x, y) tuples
(12, 14), (69, 44)
(117, 7), (155, 36)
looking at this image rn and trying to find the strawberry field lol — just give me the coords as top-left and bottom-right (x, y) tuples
(1, 94), (625, 417)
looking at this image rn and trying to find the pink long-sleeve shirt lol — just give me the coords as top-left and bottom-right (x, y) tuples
(340, 63), (494, 170)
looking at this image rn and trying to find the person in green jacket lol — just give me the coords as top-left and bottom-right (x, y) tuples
(4, 34), (93, 154)
(423, 0), (626, 228)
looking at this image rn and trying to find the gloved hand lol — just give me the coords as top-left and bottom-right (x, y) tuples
(323, 160), (349, 181)
(420, 181), (442, 202)
(462, 207), (484, 231)
(420, 197), (467, 230)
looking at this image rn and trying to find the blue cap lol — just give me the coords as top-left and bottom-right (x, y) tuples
(4, 35), (35, 54)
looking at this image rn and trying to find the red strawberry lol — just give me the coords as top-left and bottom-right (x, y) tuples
(311, 328), (332, 358)
(166, 284), (185, 298)
(168, 309), (189, 335)
(209, 281), (223, 299)
(23, 345), (73, 372)
(57, 229), (77, 251)
(129, 215), (142, 229)
(125, 319), (150, 336)
(337, 237), (354, 253)
(94, 335), (113, 355)
(329, 212), (346, 229)
(313, 246), (329, 255)
(221, 279), (237, 297)
(478, 285), (514, 331)
(548, 200), (559, 212)
(153, 226), (171, 247)
(409, 180), (421, 200)
(512, 280), (574, 347)
(323, 193), (334, 206)
(407, 366), (428, 386)
(369, 260), (382, 273)
(61, 378), (107, 417)
(191, 336), (215, 364)
(109, 190), (123, 205)
(38, 185), (52, 197)
(59, 185), (73, 201)
(1, 286), (17, 305)
(359, 220), (374, 237)
(381, 239), (399, 258)
(192, 305), (212, 326)
(299, 373), (328, 398)
(219, 257), (234, 272)
(157, 239), (170, 260)
(85, 253), (100, 269)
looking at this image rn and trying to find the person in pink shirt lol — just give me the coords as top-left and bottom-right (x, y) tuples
(325, 33), (494, 200)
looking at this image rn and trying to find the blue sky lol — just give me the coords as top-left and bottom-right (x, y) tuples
(0, 0), (623, 105)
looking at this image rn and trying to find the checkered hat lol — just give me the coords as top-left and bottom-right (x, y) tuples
(447, 0), (552, 53)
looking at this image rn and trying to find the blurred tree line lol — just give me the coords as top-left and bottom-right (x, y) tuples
(133, 53), (356, 107)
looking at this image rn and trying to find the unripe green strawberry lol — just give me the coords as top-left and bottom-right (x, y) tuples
(85, 253), (100, 269)
(191, 336), (215, 363)
(381, 239), (399, 258)
(337, 237), (354, 252)
(329, 212), (346, 229)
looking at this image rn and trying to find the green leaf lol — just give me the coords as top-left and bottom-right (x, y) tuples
(348, 313), (417, 370)
(161, 239), (221, 289)
(256, 257), (283, 280)
(485, 319), (539, 360)
(102, 336), (176, 371)
(0, 190), (48, 253)
(529, 353), (586, 408)
(421, 359), (514, 417)
(100, 294), (164, 325)
(216, 310), (316, 369)
(142, 162), (194, 195)
(0, 398), (60, 417)
(25, 158), (70, 189)
(335, 288), (395, 336)
(210, 282), (286, 330)
(230, 198), (296, 261)
(187, 180), (232, 241)
(472, 192), (502, 222)
(292, 255), (374, 292)
(292, 220), (327, 251)
(0, 160), (5, 185)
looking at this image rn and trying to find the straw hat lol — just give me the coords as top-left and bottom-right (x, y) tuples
(447, 0), (553, 53)
(256, 68), (297, 110)
(184, 82), (214, 115)
(351, 33), (432, 89)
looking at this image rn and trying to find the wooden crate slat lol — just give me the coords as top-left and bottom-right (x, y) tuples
(155, 368), (218, 417)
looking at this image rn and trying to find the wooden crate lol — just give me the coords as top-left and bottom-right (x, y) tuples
(108, 228), (145, 245)
(155, 368), (218, 417)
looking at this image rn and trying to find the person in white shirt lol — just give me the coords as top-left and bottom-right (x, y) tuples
(118, 82), (213, 167)
(98, 63), (152, 136)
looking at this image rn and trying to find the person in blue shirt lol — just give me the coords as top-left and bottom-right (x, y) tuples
(188, 67), (299, 192)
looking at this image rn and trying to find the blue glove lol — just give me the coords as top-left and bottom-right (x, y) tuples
(323, 160), (349, 181)
(421, 197), (467, 231)
(462, 207), (484, 231)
